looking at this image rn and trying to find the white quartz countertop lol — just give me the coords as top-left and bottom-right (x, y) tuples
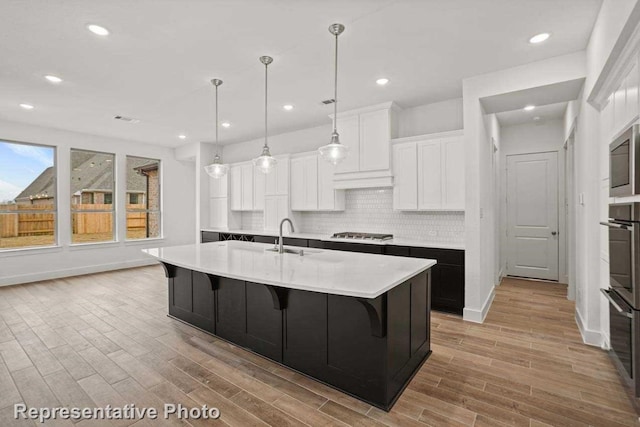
(201, 228), (464, 250)
(143, 240), (436, 299)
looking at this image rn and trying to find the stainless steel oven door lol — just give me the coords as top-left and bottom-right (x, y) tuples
(601, 218), (637, 307)
(602, 288), (639, 396)
(610, 125), (640, 197)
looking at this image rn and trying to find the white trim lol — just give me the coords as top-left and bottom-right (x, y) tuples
(575, 308), (603, 347)
(329, 101), (401, 119)
(391, 129), (464, 144)
(68, 241), (119, 250)
(463, 285), (495, 323)
(124, 237), (165, 245)
(0, 258), (157, 287)
(0, 245), (63, 258)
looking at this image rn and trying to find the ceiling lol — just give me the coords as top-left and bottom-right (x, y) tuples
(0, 0), (602, 147)
(480, 79), (584, 114)
(496, 101), (568, 127)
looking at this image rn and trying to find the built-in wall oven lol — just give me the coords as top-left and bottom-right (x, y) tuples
(610, 124), (640, 197)
(601, 202), (640, 397)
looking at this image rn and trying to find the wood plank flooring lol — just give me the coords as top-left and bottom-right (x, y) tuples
(0, 268), (637, 426)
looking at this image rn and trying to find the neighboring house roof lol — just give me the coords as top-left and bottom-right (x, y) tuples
(15, 154), (159, 202)
(14, 166), (55, 202)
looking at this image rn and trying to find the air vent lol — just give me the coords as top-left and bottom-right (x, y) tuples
(321, 98), (336, 105)
(114, 115), (140, 123)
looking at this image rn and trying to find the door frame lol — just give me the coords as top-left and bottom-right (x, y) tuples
(505, 150), (566, 282)
(564, 127), (577, 300)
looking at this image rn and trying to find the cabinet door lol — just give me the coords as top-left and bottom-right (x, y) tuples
(360, 109), (390, 172)
(284, 290), (327, 377)
(335, 115), (360, 174)
(229, 166), (242, 211)
(241, 163), (254, 211)
(318, 153), (344, 210)
(392, 142), (418, 210)
(290, 157), (306, 211)
(253, 165), (265, 211)
(215, 277), (246, 346)
(614, 82), (626, 133)
(626, 60), (639, 123)
(442, 138), (465, 210)
(209, 174), (228, 198)
(266, 156), (290, 196)
(264, 195), (288, 231)
(305, 156), (318, 210)
(245, 282), (283, 362)
(209, 197), (228, 228)
(417, 140), (442, 209)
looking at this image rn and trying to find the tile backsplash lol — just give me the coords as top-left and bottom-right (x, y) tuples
(241, 188), (464, 244)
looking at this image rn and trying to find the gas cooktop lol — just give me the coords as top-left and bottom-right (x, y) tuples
(331, 232), (393, 241)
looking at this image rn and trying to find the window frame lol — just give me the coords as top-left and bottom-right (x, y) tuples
(125, 155), (162, 241)
(0, 139), (58, 252)
(70, 148), (116, 245)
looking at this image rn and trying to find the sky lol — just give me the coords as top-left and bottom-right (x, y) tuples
(0, 141), (54, 203)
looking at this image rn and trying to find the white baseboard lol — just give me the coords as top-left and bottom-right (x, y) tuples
(575, 308), (603, 347)
(463, 286), (495, 323)
(0, 259), (157, 287)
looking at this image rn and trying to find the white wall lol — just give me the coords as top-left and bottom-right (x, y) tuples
(499, 119), (567, 283)
(0, 119), (196, 286)
(397, 98), (463, 138)
(462, 51), (587, 323)
(221, 98), (463, 163)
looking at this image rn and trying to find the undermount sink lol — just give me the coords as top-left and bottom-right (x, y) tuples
(264, 247), (320, 256)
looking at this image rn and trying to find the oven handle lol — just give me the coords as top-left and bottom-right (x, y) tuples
(600, 288), (634, 319)
(599, 221), (630, 230)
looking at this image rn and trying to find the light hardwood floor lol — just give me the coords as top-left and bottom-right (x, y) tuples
(0, 267), (637, 426)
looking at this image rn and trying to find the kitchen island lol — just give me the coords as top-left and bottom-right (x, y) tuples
(143, 240), (436, 410)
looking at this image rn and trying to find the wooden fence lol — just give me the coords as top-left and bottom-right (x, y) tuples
(0, 203), (148, 237)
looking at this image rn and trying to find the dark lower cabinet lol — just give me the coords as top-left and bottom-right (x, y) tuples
(245, 282), (283, 362)
(283, 290), (328, 377)
(166, 265), (215, 334)
(201, 231), (220, 243)
(323, 241), (385, 254)
(161, 263), (432, 411)
(215, 277), (246, 346)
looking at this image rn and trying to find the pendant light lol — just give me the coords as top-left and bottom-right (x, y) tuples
(319, 23), (349, 165)
(253, 56), (277, 174)
(204, 78), (229, 179)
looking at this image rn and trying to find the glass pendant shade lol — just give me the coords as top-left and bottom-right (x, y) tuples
(318, 131), (349, 165)
(253, 145), (277, 174)
(205, 154), (229, 179)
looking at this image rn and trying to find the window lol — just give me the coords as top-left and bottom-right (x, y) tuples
(0, 140), (56, 250)
(126, 156), (161, 240)
(104, 193), (112, 204)
(71, 149), (115, 244)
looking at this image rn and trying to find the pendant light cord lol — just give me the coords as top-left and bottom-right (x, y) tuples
(215, 84), (219, 156)
(333, 32), (338, 134)
(264, 61), (268, 149)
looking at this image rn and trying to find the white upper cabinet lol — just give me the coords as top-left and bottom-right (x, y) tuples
(264, 195), (289, 231)
(229, 165), (243, 211)
(331, 102), (399, 189)
(392, 130), (465, 211)
(291, 152), (344, 211)
(417, 140), (443, 209)
(318, 153), (345, 211)
(392, 142), (418, 210)
(265, 155), (290, 196)
(253, 165), (265, 211)
(229, 162), (259, 211)
(612, 57), (639, 136)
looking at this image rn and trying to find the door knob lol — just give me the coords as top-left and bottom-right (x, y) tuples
(551, 231), (557, 236)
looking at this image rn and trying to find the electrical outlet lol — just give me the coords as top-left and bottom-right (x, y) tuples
(578, 193), (585, 205)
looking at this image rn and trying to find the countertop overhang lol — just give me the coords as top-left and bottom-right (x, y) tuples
(143, 240), (436, 299)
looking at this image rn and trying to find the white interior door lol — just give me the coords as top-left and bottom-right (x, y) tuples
(507, 152), (559, 281)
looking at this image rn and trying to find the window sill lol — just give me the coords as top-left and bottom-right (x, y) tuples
(124, 237), (165, 246)
(69, 241), (120, 251)
(0, 245), (63, 258)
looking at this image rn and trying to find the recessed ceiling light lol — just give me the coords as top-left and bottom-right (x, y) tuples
(44, 75), (63, 84)
(19, 103), (34, 110)
(221, 122), (231, 128)
(376, 78), (390, 86)
(283, 104), (294, 111)
(533, 116), (541, 121)
(524, 105), (536, 111)
(529, 33), (550, 44)
(178, 134), (187, 140)
(87, 24), (109, 36)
